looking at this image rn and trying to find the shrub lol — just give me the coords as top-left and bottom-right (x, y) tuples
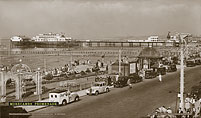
(22, 91), (33, 98)
(43, 73), (53, 80)
(81, 71), (86, 75)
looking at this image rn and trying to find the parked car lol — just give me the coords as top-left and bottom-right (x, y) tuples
(86, 82), (110, 95)
(113, 76), (128, 88)
(145, 69), (157, 79)
(114, 74), (142, 88)
(49, 89), (79, 105)
(157, 67), (166, 75)
(129, 73), (143, 83)
(166, 64), (177, 72)
(186, 59), (196, 67)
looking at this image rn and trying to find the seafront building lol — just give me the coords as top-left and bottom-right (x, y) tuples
(32, 33), (72, 42)
(145, 36), (159, 42)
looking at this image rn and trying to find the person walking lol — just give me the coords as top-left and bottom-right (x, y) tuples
(127, 78), (132, 89)
(158, 72), (162, 82)
(66, 89), (71, 103)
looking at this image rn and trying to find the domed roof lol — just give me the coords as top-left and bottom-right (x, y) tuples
(138, 47), (162, 58)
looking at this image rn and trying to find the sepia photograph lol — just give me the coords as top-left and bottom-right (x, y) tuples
(0, 0), (201, 118)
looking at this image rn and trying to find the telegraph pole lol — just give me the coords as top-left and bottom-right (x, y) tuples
(179, 34), (184, 111)
(0, 71), (5, 97)
(178, 33), (188, 112)
(37, 68), (42, 101)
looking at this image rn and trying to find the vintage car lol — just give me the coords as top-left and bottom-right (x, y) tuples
(186, 59), (196, 67)
(113, 76), (128, 88)
(145, 69), (157, 79)
(129, 73), (143, 83)
(86, 82), (110, 95)
(157, 67), (166, 75)
(114, 74), (142, 88)
(49, 89), (79, 105)
(166, 64), (177, 72)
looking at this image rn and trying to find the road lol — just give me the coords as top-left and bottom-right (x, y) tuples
(30, 66), (201, 118)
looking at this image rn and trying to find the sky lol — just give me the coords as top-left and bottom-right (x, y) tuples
(0, 0), (201, 39)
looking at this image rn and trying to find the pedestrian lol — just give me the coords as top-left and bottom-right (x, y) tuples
(66, 89), (71, 103)
(185, 95), (191, 112)
(127, 78), (132, 89)
(166, 107), (172, 114)
(158, 73), (162, 82)
(177, 108), (183, 118)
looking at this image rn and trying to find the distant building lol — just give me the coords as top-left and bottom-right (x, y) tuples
(32, 33), (72, 42)
(145, 36), (159, 42)
(166, 36), (179, 43)
(10, 36), (23, 42)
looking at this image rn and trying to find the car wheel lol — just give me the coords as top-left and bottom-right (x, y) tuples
(74, 96), (79, 102)
(62, 100), (67, 105)
(106, 88), (109, 93)
(95, 91), (99, 96)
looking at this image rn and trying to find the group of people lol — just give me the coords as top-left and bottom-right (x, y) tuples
(181, 93), (201, 117)
(42, 59), (95, 77)
(150, 106), (173, 118)
(149, 93), (201, 118)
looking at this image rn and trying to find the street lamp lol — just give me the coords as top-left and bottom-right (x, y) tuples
(178, 33), (188, 112)
(119, 49), (121, 75)
(36, 67), (42, 101)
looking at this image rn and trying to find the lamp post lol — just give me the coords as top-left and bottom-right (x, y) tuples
(17, 69), (23, 100)
(119, 49), (121, 75)
(36, 68), (42, 101)
(0, 69), (6, 100)
(178, 33), (188, 112)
